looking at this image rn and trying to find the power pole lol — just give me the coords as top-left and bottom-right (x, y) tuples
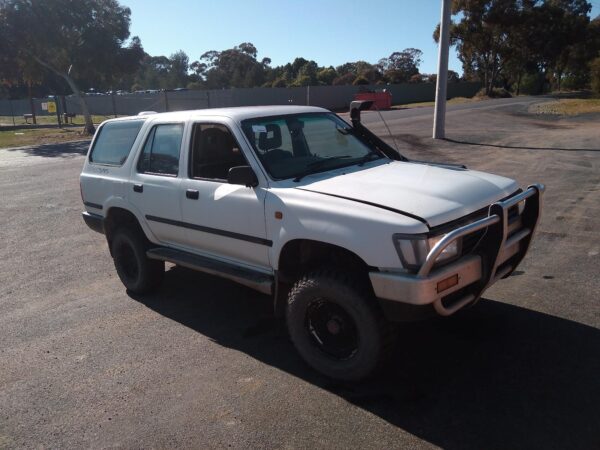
(433, 0), (452, 139)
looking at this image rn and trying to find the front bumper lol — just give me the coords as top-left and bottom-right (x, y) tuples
(370, 184), (544, 317)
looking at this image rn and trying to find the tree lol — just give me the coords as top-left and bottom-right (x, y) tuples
(0, 0), (143, 134)
(193, 43), (268, 89)
(133, 55), (171, 90)
(168, 51), (190, 88)
(378, 48), (423, 83)
(436, 0), (519, 95)
(438, 0), (593, 95)
(352, 76), (369, 85)
(316, 67), (338, 85)
(590, 57), (600, 94)
(332, 73), (356, 85)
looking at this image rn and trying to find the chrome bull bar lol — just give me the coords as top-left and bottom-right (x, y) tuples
(419, 184), (544, 316)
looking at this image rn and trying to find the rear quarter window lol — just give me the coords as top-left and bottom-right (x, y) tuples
(89, 119), (145, 165)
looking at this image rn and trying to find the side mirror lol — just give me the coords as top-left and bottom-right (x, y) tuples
(228, 165), (258, 187)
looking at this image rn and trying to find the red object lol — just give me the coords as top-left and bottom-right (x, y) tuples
(353, 91), (392, 110)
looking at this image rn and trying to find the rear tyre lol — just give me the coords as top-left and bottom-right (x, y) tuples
(111, 228), (164, 294)
(286, 270), (395, 381)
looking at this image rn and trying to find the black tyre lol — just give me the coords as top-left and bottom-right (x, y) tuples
(286, 270), (395, 381)
(111, 228), (164, 294)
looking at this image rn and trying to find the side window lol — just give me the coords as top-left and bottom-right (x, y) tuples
(89, 119), (144, 165)
(137, 123), (184, 176)
(190, 123), (247, 180)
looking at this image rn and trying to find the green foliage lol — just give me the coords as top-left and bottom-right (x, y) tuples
(352, 76), (369, 85)
(290, 75), (312, 87)
(475, 87), (512, 98)
(442, 0), (595, 95)
(332, 73), (356, 86)
(316, 67), (337, 85)
(271, 77), (288, 88)
(377, 49), (422, 83)
(519, 72), (546, 95)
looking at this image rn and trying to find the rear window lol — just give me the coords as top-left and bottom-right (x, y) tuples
(89, 119), (145, 165)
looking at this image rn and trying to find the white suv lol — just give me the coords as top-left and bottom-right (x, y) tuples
(80, 102), (543, 381)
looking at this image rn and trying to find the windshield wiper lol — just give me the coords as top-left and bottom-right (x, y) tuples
(357, 150), (382, 166)
(293, 155), (352, 182)
(336, 127), (352, 135)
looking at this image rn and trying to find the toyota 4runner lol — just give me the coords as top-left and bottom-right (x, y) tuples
(80, 102), (543, 381)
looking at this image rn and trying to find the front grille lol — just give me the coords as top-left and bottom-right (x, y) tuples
(460, 203), (523, 257)
(462, 229), (486, 254)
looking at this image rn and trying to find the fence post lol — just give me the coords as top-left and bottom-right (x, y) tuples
(55, 96), (63, 128)
(164, 90), (169, 112)
(9, 99), (15, 126)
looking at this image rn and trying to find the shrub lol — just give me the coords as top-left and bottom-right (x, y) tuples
(271, 77), (287, 88)
(519, 72), (546, 95)
(475, 87), (512, 98)
(352, 76), (369, 86)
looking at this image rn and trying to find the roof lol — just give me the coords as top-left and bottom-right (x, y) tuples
(106, 105), (330, 125)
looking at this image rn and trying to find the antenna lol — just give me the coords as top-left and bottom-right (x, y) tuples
(373, 103), (400, 154)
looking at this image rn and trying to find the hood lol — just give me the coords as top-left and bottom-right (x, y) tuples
(296, 161), (518, 228)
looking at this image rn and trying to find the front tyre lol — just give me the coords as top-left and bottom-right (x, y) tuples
(286, 270), (395, 381)
(111, 228), (164, 294)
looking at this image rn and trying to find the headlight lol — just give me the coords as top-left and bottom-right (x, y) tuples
(393, 233), (461, 270)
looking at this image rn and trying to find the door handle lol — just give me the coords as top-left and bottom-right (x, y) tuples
(186, 189), (199, 200)
(133, 184), (143, 193)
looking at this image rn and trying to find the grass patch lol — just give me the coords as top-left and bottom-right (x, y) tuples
(0, 114), (121, 127)
(393, 97), (476, 109)
(532, 98), (600, 115)
(0, 128), (90, 149)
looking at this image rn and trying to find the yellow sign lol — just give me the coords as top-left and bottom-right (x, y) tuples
(47, 102), (56, 113)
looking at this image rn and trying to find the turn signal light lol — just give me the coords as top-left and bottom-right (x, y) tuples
(437, 274), (459, 293)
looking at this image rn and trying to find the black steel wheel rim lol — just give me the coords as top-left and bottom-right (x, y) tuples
(305, 298), (359, 360)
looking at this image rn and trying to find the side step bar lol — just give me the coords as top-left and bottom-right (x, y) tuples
(147, 247), (273, 295)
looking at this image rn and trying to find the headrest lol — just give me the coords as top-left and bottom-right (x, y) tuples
(258, 124), (282, 150)
(200, 127), (229, 146)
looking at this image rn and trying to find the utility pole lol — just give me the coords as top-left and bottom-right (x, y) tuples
(433, 0), (452, 139)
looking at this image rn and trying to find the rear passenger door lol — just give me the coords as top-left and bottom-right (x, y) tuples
(128, 122), (186, 246)
(179, 121), (270, 270)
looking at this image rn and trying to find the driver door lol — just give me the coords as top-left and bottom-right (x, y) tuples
(179, 121), (270, 270)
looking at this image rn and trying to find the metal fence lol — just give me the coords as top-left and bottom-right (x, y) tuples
(0, 81), (481, 122)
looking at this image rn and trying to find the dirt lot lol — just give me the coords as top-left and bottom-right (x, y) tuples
(0, 97), (598, 449)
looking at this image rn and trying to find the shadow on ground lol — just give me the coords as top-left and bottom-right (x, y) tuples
(7, 140), (89, 157)
(444, 138), (600, 153)
(130, 266), (600, 450)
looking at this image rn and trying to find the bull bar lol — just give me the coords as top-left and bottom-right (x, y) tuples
(370, 184), (544, 316)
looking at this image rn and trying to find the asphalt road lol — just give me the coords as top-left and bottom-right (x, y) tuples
(1, 96), (599, 449)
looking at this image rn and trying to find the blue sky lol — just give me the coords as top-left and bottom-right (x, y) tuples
(124, 0), (600, 75)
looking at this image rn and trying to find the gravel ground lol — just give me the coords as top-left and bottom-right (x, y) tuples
(0, 97), (599, 449)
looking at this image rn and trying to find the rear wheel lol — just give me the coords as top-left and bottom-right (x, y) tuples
(286, 270), (395, 381)
(111, 228), (164, 294)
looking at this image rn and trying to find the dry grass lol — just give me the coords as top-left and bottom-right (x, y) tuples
(0, 114), (120, 127)
(393, 97), (477, 109)
(0, 128), (89, 149)
(532, 98), (600, 116)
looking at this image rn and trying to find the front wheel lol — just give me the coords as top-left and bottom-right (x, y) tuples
(111, 228), (164, 294)
(286, 270), (395, 381)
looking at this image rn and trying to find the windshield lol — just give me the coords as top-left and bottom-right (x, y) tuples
(241, 113), (385, 180)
